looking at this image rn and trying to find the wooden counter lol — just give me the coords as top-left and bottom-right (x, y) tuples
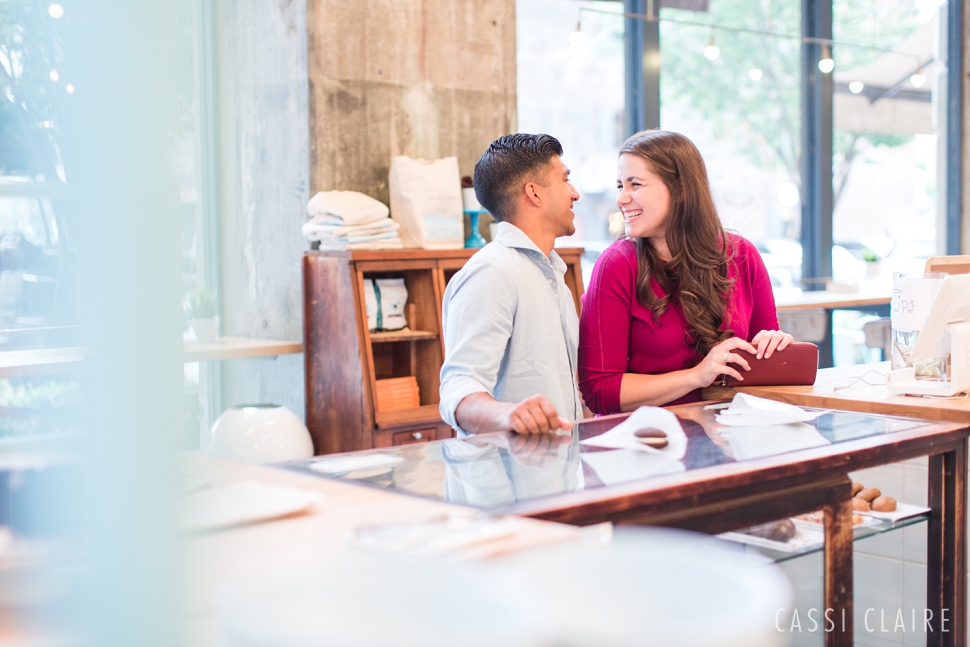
(179, 453), (584, 647)
(704, 361), (970, 424)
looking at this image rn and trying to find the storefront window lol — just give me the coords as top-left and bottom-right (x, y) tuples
(516, 0), (625, 263)
(660, 0), (804, 288)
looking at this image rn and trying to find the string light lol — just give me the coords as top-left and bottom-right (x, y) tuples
(65, 82), (75, 94)
(573, 6), (921, 78)
(49, 69), (59, 82)
(569, 18), (586, 46)
(703, 29), (720, 61)
(748, 68), (763, 81)
(47, 3), (64, 18)
(818, 43), (834, 73)
(910, 65), (926, 87)
(848, 81), (864, 94)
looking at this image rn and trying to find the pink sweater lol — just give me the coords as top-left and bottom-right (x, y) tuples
(579, 234), (778, 413)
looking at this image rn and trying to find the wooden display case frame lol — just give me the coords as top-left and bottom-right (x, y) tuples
(303, 247), (584, 454)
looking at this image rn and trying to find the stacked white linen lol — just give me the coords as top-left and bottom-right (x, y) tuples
(302, 190), (403, 250)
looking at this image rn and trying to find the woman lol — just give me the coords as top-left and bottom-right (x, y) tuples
(579, 130), (792, 414)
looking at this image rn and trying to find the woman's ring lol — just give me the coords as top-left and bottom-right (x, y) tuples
(723, 352), (729, 363)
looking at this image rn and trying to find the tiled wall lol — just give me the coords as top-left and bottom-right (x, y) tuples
(779, 457), (964, 646)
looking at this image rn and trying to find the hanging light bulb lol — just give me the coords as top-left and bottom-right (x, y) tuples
(703, 30), (720, 61)
(848, 81), (864, 94)
(569, 19), (586, 46)
(748, 68), (763, 81)
(818, 43), (834, 74)
(910, 65), (926, 88)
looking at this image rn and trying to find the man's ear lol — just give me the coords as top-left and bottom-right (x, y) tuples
(523, 180), (543, 208)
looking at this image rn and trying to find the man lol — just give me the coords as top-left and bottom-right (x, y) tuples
(439, 133), (583, 436)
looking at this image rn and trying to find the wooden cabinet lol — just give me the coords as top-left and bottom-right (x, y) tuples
(303, 248), (585, 455)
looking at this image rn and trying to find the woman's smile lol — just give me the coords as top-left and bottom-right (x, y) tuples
(616, 154), (671, 242)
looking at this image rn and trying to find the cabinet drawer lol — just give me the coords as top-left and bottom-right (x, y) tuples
(392, 427), (436, 446)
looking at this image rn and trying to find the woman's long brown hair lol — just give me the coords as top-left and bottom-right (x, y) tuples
(619, 130), (734, 358)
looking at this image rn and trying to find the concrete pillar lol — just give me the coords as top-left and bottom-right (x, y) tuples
(216, 0), (310, 417)
(962, 0), (970, 254)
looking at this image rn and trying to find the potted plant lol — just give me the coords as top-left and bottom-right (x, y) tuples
(863, 249), (881, 281)
(189, 288), (219, 343)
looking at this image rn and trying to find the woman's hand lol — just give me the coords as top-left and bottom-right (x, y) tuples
(750, 329), (794, 359)
(691, 336), (758, 388)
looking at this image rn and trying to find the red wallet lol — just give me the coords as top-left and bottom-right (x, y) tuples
(720, 342), (819, 387)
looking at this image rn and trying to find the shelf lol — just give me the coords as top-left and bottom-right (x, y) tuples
(369, 329), (438, 343)
(183, 336), (303, 362)
(0, 347), (87, 378)
(374, 404), (442, 429)
(0, 337), (304, 377)
(719, 513), (929, 564)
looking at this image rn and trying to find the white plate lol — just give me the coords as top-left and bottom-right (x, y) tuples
(855, 502), (931, 523)
(718, 525), (823, 553)
(791, 515), (881, 532)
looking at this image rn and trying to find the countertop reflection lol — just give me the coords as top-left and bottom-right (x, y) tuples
(285, 403), (932, 511)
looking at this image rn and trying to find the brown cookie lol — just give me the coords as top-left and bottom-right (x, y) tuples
(871, 496), (897, 512)
(857, 487), (881, 502)
(851, 481), (864, 497)
(633, 428), (668, 448)
(851, 497), (871, 512)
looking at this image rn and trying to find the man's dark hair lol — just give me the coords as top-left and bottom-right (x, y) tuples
(472, 133), (563, 222)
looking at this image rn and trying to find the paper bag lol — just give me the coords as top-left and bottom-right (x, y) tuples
(363, 278), (408, 331)
(389, 156), (464, 249)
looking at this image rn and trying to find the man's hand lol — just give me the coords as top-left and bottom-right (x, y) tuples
(455, 392), (574, 435)
(500, 394), (573, 434)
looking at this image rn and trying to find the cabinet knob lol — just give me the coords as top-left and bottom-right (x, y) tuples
(412, 431), (423, 440)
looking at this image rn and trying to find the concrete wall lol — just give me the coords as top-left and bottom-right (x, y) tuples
(306, 0), (517, 200)
(216, 0), (310, 417)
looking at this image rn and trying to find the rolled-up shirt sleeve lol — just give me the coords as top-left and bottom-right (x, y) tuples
(578, 247), (634, 415)
(439, 264), (516, 433)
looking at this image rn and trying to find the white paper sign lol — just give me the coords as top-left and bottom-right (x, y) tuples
(892, 274), (944, 331)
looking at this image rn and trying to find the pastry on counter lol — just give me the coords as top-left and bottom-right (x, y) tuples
(739, 519), (797, 543)
(795, 510), (868, 526)
(871, 495), (897, 512)
(857, 486), (881, 502)
(633, 428), (668, 448)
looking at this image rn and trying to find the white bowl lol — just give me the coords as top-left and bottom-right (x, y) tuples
(203, 404), (313, 464)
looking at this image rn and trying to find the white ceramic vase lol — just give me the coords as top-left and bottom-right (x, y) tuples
(203, 404), (313, 464)
(192, 316), (220, 343)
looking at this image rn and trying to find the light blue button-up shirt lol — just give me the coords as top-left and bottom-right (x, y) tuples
(439, 221), (583, 434)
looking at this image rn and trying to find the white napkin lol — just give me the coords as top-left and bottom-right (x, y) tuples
(580, 407), (687, 459)
(718, 423), (830, 461)
(306, 190), (390, 226)
(715, 393), (823, 427)
(179, 480), (322, 533)
(581, 449), (685, 486)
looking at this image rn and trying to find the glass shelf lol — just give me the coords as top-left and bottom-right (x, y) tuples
(717, 513), (929, 563)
